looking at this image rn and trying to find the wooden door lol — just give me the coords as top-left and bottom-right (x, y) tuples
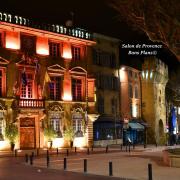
(20, 118), (35, 149)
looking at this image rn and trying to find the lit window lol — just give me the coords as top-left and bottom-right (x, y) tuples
(50, 118), (60, 134)
(135, 86), (138, 99)
(49, 76), (61, 100)
(150, 71), (153, 79)
(72, 78), (82, 101)
(20, 73), (33, 99)
(0, 70), (2, 97)
(146, 71), (148, 79)
(0, 112), (4, 140)
(49, 42), (60, 57)
(72, 113), (83, 136)
(0, 33), (2, 47)
(142, 71), (145, 79)
(72, 46), (80, 60)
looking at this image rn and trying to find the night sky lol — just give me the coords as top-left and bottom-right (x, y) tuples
(1, 0), (179, 72)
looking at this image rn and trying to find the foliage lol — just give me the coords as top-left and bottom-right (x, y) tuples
(63, 126), (75, 142)
(44, 126), (57, 141)
(5, 123), (18, 144)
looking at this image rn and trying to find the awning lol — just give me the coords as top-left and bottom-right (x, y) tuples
(128, 122), (145, 130)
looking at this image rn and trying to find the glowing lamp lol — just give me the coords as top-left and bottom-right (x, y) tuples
(132, 104), (137, 118)
(36, 36), (49, 55)
(62, 93), (72, 101)
(62, 43), (72, 59)
(5, 31), (20, 50)
(73, 137), (86, 148)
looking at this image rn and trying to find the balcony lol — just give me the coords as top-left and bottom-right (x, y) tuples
(17, 99), (45, 108)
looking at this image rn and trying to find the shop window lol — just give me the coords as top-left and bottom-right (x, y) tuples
(72, 46), (80, 60)
(49, 76), (62, 100)
(49, 42), (60, 57)
(72, 78), (82, 101)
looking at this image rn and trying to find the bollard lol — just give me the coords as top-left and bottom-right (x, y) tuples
(128, 143), (131, 153)
(30, 155), (33, 165)
(120, 144), (123, 151)
(91, 145), (93, 152)
(56, 148), (59, 155)
(106, 145), (108, 153)
(87, 148), (90, 155)
(148, 163), (152, 180)
(14, 149), (17, 157)
(66, 149), (69, 156)
(126, 143), (128, 152)
(109, 162), (113, 176)
(47, 154), (49, 167)
(47, 150), (49, 157)
(75, 147), (77, 153)
(25, 154), (28, 163)
(84, 159), (87, 173)
(36, 148), (39, 156)
(64, 158), (67, 170)
(133, 143), (135, 149)
(32, 152), (34, 158)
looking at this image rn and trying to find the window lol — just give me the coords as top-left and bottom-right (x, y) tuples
(0, 33), (2, 47)
(135, 86), (138, 99)
(21, 35), (36, 55)
(49, 76), (61, 100)
(111, 98), (117, 114)
(21, 73), (33, 99)
(72, 46), (80, 60)
(72, 113), (83, 136)
(72, 78), (82, 101)
(0, 70), (2, 97)
(0, 112), (4, 140)
(129, 84), (133, 98)
(50, 118), (60, 134)
(49, 42), (60, 57)
(98, 96), (104, 114)
(128, 70), (133, 78)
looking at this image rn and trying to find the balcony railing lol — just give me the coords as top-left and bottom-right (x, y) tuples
(18, 99), (45, 108)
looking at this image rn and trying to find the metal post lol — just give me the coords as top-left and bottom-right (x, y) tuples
(84, 159), (87, 173)
(32, 152), (34, 158)
(91, 145), (93, 152)
(106, 145), (108, 153)
(56, 148), (59, 155)
(126, 142), (128, 152)
(47, 154), (49, 167)
(37, 148), (39, 156)
(109, 162), (113, 176)
(30, 155), (33, 165)
(14, 149), (17, 157)
(66, 149), (69, 156)
(75, 147), (76, 153)
(128, 143), (131, 153)
(120, 144), (123, 150)
(47, 150), (49, 157)
(87, 148), (90, 155)
(25, 154), (28, 163)
(64, 158), (67, 170)
(148, 163), (152, 180)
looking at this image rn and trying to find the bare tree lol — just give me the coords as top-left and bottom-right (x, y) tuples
(108, 0), (180, 61)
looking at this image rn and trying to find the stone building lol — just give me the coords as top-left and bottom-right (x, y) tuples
(141, 57), (168, 144)
(0, 12), (98, 150)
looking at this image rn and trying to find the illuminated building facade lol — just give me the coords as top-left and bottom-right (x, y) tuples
(91, 34), (122, 145)
(141, 57), (168, 144)
(0, 12), (97, 150)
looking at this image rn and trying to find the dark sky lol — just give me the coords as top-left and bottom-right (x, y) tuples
(1, 0), (179, 71)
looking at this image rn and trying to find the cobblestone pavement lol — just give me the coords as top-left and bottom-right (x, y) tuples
(0, 145), (180, 180)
